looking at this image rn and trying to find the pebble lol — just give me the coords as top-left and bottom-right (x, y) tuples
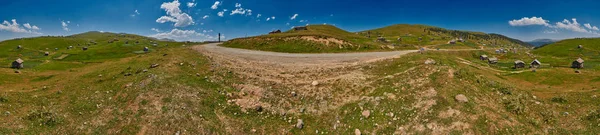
(355, 129), (361, 135)
(296, 119), (304, 129)
(362, 110), (371, 118)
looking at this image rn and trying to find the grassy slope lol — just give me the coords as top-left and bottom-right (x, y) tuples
(532, 38), (600, 69)
(2, 33), (600, 134)
(363, 24), (532, 49)
(222, 25), (397, 53)
(0, 32), (186, 71)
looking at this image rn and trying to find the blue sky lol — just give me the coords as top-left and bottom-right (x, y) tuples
(1, 0), (600, 42)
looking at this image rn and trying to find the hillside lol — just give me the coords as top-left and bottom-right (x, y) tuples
(2, 32), (600, 134)
(531, 38), (600, 69)
(221, 25), (407, 53)
(362, 24), (532, 49)
(223, 24), (532, 53)
(0, 31), (186, 70)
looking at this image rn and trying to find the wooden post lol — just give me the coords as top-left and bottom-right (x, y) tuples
(218, 33), (221, 42)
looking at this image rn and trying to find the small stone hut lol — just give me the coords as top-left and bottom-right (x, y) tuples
(530, 59), (541, 68)
(572, 58), (584, 69)
(269, 30), (281, 34)
(480, 55), (488, 60)
(514, 60), (525, 69)
(17, 45), (22, 49)
(488, 57), (498, 64)
(143, 47), (149, 52)
(293, 26), (308, 31)
(377, 37), (387, 42)
(578, 45), (583, 49)
(82, 47), (88, 51)
(12, 58), (24, 69)
(44, 52), (49, 56)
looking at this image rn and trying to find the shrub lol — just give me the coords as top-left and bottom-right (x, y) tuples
(26, 109), (63, 127)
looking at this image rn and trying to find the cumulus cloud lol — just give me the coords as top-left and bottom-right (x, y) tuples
(555, 18), (589, 33)
(257, 14), (261, 18)
(584, 23), (599, 31)
(61, 21), (70, 31)
(299, 20), (306, 23)
(235, 3), (241, 8)
(203, 15), (209, 19)
(156, 0), (194, 27)
(211, 1), (221, 9)
(509, 16), (600, 35)
(23, 23), (40, 30)
(151, 28), (161, 32)
(149, 28), (217, 41)
(187, 2), (196, 8)
(229, 3), (252, 16)
(217, 11), (224, 17)
(0, 19), (41, 34)
(290, 14), (298, 20)
(508, 17), (550, 26)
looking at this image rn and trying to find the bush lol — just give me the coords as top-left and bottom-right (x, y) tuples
(0, 97), (7, 102)
(26, 109), (63, 127)
(503, 95), (527, 115)
(551, 97), (568, 103)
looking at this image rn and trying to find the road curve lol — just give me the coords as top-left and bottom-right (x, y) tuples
(192, 43), (419, 65)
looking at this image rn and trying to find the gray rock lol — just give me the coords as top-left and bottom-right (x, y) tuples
(455, 94), (468, 103)
(355, 129), (361, 135)
(296, 119), (304, 129)
(311, 81), (319, 86)
(362, 110), (371, 118)
(424, 58), (436, 65)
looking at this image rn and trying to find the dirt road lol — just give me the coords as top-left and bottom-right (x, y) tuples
(193, 43), (418, 66)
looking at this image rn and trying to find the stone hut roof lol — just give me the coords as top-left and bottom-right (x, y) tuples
(514, 60), (524, 64)
(576, 58), (584, 63)
(480, 55), (488, 58)
(488, 57), (498, 61)
(15, 58), (23, 64)
(531, 59), (541, 65)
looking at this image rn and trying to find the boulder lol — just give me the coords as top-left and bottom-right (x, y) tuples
(355, 129), (361, 135)
(424, 58), (436, 65)
(311, 81), (319, 86)
(455, 94), (468, 103)
(362, 110), (371, 118)
(296, 119), (304, 129)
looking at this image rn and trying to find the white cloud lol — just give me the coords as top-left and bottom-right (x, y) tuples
(151, 28), (161, 32)
(584, 23), (599, 31)
(202, 29), (213, 33)
(149, 28), (214, 41)
(508, 17), (550, 26)
(131, 9), (141, 17)
(23, 23), (40, 30)
(187, 2), (196, 8)
(61, 21), (70, 31)
(257, 14), (261, 18)
(156, 0), (194, 27)
(0, 19), (41, 34)
(211, 1), (221, 9)
(217, 11), (224, 17)
(266, 18), (271, 21)
(203, 15), (209, 19)
(299, 20), (306, 23)
(271, 16), (275, 20)
(235, 3), (241, 8)
(229, 3), (252, 16)
(290, 14), (298, 20)
(286, 23), (290, 26)
(555, 18), (589, 33)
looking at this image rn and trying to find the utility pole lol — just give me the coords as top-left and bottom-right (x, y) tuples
(218, 33), (221, 42)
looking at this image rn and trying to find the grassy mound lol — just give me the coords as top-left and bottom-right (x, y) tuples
(532, 38), (600, 69)
(0, 31), (189, 70)
(363, 24), (532, 49)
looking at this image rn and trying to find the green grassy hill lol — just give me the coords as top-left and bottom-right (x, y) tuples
(532, 38), (600, 69)
(223, 24), (531, 53)
(222, 25), (403, 53)
(362, 24), (532, 49)
(0, 31), (187, 71)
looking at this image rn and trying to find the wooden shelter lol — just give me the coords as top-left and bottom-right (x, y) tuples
(480, 55), (488, 60)
(572, 58), (584, 69)
(82, 47), (88, 51)
(488, 57), (498, 64)
(293, 26), (308, 31)
(143, 47), (149, 52)
(514, 60), (525, 69)
(44, 52), (49, 56)
(530, 59), (541, 68)
(11, 58), (24, 69)
(269, 30), (281, 34)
